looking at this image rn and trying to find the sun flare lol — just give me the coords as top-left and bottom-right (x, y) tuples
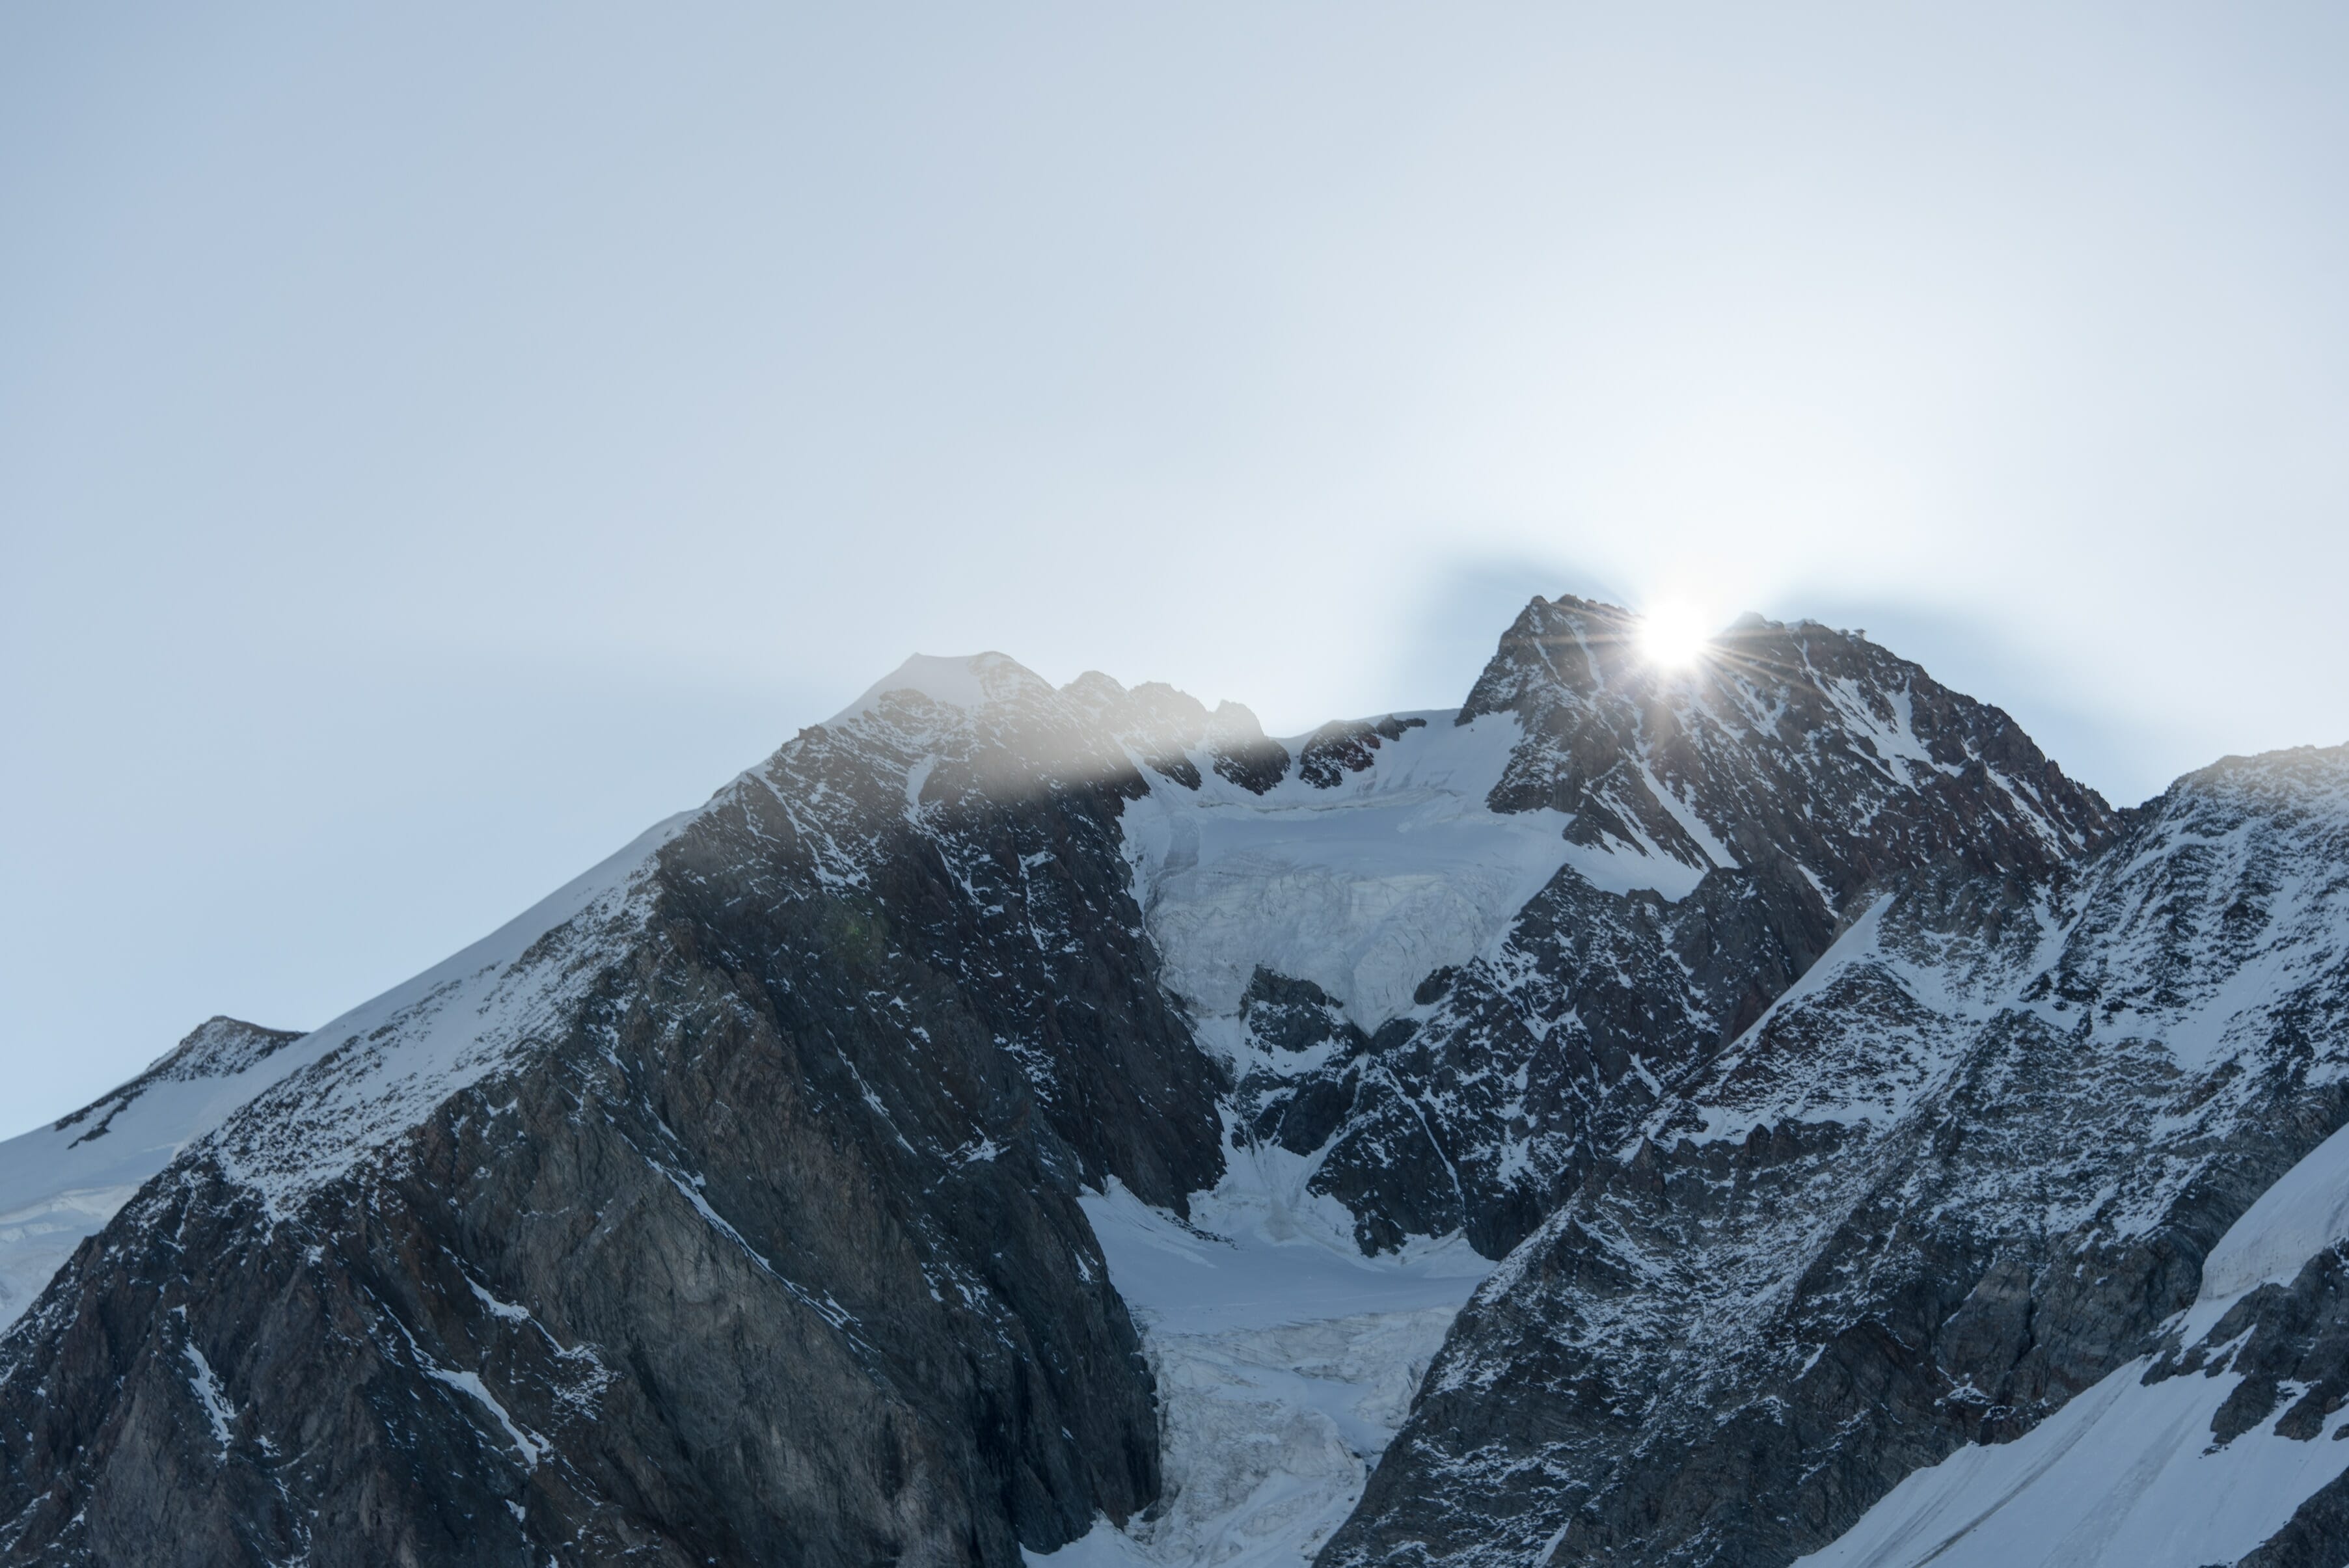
(1639, 601), (1712, 668)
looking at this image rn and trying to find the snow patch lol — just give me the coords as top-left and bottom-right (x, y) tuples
(183, 1344), (236, 1459)
(419, 1362), (549, 1470)
(1556, 829), (1709, 902)
(1123, 711), (1579, 1031)
(826, 652), (1053, 727)
(466, 1276), (535, 1323)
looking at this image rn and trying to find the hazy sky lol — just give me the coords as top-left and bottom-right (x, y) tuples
(5, 3), (2345, 1135)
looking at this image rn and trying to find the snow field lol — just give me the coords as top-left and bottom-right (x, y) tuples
(1034, 1149), (1491, 1568)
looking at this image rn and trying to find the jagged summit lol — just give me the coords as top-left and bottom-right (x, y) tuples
(1462, 593), (2113, 899)
(822, 650), (1053, 726)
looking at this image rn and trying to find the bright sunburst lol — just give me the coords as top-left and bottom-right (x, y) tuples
(1638, 601), (1712, 668)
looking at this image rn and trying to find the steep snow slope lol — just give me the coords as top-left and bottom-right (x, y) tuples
(0, 816), (685, 1331)
(1797, 1349), (2349, 1568)
(1800, 1116), (2349, 1568)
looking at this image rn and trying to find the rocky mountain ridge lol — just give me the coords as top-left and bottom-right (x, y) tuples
(0, 1018), (306, 1333)
(1327, 741), (2349, 1568)
(1, 597), (2342, 1568)
(1, 664), (1225, 1565)
(1194, 597), (2112, 1256)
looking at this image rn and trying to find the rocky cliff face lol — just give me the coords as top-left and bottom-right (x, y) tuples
(0, 658), (1223, 1567)
(1324, 743), (2349, 1568)
(1235, 597), (2113, 1257)
(1, 605), (2342, 1568)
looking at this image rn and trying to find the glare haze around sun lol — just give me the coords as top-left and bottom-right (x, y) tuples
(1640, 602), (1713, 668)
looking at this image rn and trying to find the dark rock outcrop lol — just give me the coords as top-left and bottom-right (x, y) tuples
(1258, 597), (2115, 1258)
(0, 675), (1227, 1567)
(1322, 743), (2349, 1567)
(1297, 716), (1427, 789)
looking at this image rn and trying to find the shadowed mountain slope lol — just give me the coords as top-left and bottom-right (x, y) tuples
(0, 668), (1223, 1568)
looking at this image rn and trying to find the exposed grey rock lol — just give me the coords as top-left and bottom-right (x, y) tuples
(0, 671), (1227, 1567)
(1322, 742), (2349, 1568)
(1258, 596), (2114, 1258)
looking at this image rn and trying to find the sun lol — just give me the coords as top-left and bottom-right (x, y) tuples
(1638, 601), (1712, 668)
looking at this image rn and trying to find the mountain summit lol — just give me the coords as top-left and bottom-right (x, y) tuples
(3, 601), (2343, 1568)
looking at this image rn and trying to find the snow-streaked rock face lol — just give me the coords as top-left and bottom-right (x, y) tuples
(1782, 747), (2349, 1568)
(0, 658), (1226, 1568)
(1327, 742), (2349, 1568)
(0, 1018), (303, 1332)
(1204, 597), (2115, 1258)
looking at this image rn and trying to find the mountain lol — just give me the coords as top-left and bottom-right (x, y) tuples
(0, 660), (1224, 1566)
(1325, 742), (2349, 1567)
(1, 599), (2343, 1568)
(0, 1018), (305, 1332)
(1210, 598), (2110, 1256)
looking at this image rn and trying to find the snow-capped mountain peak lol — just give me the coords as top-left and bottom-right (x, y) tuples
(824, 650), (1057, 727)
(1463, 595), (2113, 906)
(5, 602), (2346, 1568)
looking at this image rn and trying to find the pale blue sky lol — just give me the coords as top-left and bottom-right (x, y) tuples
(5, 3), (2345, 1134)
